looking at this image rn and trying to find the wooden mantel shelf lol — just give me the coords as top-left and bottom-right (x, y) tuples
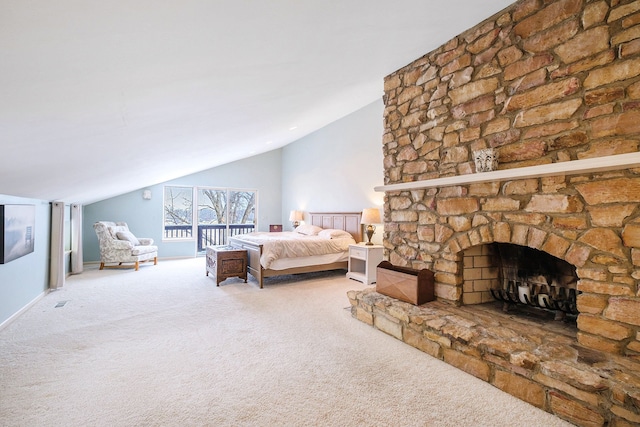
(374, 152), (640, 193)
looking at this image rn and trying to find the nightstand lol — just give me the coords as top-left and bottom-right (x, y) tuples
(346, 244), (384, 285)
(206, 245), (248, 286)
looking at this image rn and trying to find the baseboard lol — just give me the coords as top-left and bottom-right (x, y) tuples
(82, 256), (196, 267)
(0, 290), (49, 331)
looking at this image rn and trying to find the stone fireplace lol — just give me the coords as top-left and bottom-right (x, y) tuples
(349, 0), (640, 425)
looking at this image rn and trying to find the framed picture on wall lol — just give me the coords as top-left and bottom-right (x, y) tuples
(0, 204), (36, 264)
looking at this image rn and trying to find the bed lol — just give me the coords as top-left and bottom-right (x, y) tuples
(229, 212), (362, 288)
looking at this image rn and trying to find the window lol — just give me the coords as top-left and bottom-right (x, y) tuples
(163, 186), (194, 240)
(163, 185), (256, 251)
(197, 188), (256, 250)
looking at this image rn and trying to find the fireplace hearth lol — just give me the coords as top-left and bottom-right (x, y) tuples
(348, 289), (637, 427)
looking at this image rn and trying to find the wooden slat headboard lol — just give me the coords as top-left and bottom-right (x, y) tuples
(309, 212), (362, 243)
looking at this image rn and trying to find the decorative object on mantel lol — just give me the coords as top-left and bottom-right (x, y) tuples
(473, 148), (498, 172)
(289, 210), (303, 228)
(361, 208), (381, 245)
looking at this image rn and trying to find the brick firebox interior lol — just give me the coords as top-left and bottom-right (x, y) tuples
(350, 1), (640, 426)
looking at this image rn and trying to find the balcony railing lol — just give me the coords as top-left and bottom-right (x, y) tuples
(164, 225), (193, 239)
(164, 224), (255, 252)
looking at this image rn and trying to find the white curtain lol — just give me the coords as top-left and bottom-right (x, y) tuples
(49, 201), (65, 290)
(70, 204), (83, 274)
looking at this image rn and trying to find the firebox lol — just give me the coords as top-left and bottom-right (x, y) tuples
(463, 243), (579, 322)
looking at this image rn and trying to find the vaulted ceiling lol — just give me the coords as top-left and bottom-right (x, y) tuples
(0, 0), (514, 204)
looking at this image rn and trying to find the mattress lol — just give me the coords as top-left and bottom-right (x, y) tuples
(268, 251), (349, 270)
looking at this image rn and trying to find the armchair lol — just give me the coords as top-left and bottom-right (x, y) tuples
(93, 221), (158, 271)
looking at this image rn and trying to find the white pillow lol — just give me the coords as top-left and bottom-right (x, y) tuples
(294, 224), (323, 236)
(318, 229), (353, 240)
(107, 225), (128, 239)
(116, 230), (140, 246)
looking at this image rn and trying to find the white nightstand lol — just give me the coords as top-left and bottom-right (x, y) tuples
(346, 244), (384, 285)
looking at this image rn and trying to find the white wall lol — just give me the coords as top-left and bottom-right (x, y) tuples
(84, 99), (386, 261)
(0, 195), (50, 326)
(281, 99), (385, 243)
(83, 149), (282, 261)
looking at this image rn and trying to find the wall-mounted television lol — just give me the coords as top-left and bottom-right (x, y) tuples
(0, 204), (35, 264)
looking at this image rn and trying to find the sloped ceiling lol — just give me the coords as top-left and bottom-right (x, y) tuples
(0, 0), (514, 204)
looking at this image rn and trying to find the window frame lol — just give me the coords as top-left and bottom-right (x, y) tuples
(162, 185), (257, 248)
(196, 186), (257, 249)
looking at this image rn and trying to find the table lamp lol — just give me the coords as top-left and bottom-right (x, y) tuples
(361, 208), (381, 245)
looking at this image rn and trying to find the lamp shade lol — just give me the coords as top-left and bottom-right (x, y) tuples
(289, 210), (303, 221)
(361, 208), (381, 225)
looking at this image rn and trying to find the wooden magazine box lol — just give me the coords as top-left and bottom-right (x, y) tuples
(376, 261), (434, 305)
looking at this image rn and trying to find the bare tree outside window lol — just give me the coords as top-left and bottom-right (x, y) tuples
(163, 186), (193, 239)
(199, 189), (226, 224)
(197, 188), (256, 249)
(163, 186), (256, 248)
(229, 190), (255, 224)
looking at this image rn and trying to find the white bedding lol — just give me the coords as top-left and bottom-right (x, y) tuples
(232, 231), (355, 269)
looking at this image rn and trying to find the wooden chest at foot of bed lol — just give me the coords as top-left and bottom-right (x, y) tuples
(376, 261), (434, 305)
(206, 246), (248, 286)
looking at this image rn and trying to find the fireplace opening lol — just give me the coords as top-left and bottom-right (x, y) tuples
(463, 243), (580, 325)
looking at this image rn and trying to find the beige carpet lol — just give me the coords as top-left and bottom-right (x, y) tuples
(0, 258), (572, 426)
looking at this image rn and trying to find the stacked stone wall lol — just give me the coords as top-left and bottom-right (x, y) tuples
(381, 0), (640, 357)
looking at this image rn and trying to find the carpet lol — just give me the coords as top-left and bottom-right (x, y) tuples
(0, 258), (572, 426)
